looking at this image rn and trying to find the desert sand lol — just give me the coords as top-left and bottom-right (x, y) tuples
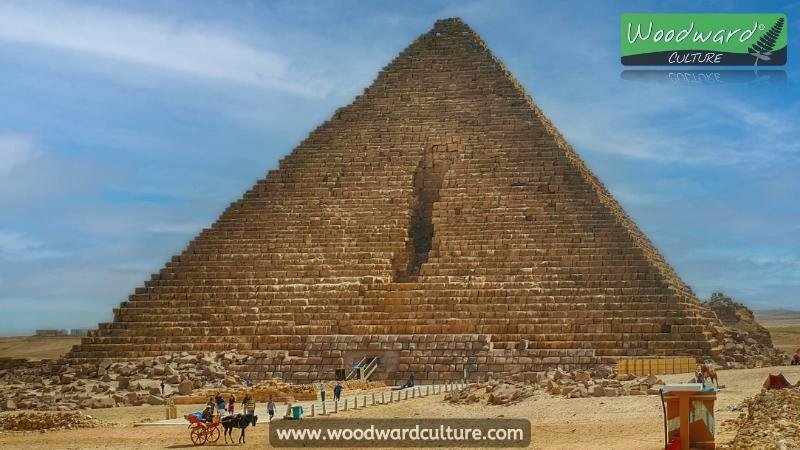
(755, 310), (800, 354)
(0, 336), (81, 361)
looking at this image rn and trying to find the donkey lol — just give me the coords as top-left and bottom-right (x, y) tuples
(221, 413), (258, 444)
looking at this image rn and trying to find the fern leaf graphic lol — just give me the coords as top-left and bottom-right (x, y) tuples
(749, 17), (785, 66)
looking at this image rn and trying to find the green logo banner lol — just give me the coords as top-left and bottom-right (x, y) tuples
(621, 13), (787, 66)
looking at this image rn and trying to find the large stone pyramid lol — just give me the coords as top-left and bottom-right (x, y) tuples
(69, 18), (723, 383)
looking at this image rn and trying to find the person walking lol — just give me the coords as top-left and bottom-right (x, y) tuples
(268, 397), (276, 422)
(333, 382), (343, 402)
(242, 394), (256, 418)
(215, 393), (227, 417)
(228, 395), (235, 416)
(160, 380), (165, 395)
(319, 381), (327, 402)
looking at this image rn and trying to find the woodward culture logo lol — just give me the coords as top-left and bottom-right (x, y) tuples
(270, 418), (531, 447)
(621, 13), (787, 66)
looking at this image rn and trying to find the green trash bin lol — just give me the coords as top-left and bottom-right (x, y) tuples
(291, 405), (304, 420)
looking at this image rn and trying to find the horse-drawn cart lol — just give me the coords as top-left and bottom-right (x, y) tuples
(185, 413), (221, 445)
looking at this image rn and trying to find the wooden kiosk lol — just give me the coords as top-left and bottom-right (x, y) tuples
(660, 384), (717, 450)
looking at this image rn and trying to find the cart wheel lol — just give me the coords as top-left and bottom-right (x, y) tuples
(207, 426), (220, 443)
(190, 426), (208, 445)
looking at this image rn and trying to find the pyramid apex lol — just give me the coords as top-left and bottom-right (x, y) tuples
(432, 17), (472, 32)
(434, 17), (465, 25)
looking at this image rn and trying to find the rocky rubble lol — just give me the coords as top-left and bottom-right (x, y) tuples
(445, 379), (535, 405)
(706, 293), (772, 345)
(445, 366), (669, 405)
(0, 351), (249, 411)
(715, 327), (785, 369)
(721, 386), (800, 449)
(537, 367), (666, 398)
(0, 411), (108, 432)
(704, 293), (786, 369)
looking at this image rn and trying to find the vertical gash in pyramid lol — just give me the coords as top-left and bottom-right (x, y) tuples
(69, 18), (724, 383)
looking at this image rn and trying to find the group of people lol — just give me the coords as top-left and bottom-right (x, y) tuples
(199, 369), (422, 425)
(202, 392), (271, 421)
(319, 381), (344, 401)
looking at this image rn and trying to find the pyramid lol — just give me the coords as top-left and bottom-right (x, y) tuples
(69, 18), (723, 383)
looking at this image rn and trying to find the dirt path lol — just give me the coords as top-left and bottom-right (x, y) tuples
(2, 366), (798, 449)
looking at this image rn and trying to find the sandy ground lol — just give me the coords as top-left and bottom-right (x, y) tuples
(2, 366), (799, 450)
(0, 336), (81, 361)
(755, 310), (800, 354)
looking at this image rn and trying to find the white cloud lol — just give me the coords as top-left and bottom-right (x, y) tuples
(0, 230), (65, 261)
(0, 133), (108, 210)
(0, 1), (319, 96)
(543, 92), (799, 166)
(747, 255), (800, 268)
(0, 134), (38, 175)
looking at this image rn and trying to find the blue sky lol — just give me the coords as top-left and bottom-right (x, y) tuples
(0, 0), (798, 335)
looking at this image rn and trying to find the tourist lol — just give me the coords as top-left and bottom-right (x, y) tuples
(333, 382), (343, 401)
(215, 393), (226, 417)
(791, 353), (800, 365)
(228, 394), (235, 416)
(353, 360), (361, 380)
(268, 397), (276, 422)
(160, 380), (165, 395)
(201, 404), (214, 422)
(320, 381), (327, 401)
(403, 373), (415, 389)
(242, 394), (256, 418)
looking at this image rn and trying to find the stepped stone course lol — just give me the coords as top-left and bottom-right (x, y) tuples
(68, 18), (724, 384)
